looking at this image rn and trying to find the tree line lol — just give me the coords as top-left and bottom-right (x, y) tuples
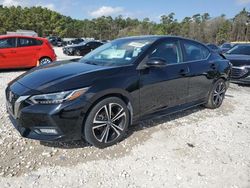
(0, 5), (249, 44)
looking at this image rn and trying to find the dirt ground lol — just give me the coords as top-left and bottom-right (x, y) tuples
(0, 48), (249, 188)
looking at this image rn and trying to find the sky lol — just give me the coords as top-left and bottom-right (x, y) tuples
(0, 0), (250, 22)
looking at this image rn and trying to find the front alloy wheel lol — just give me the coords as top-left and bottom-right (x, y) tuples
(84, 97), (129, 148)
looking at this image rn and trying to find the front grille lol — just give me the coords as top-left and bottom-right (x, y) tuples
(231, 67), (249, 79)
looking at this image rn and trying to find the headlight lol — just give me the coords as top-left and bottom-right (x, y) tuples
(29, 87), (89, 104)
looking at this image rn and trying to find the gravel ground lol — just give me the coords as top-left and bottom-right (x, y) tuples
(0, 48), (249, 187)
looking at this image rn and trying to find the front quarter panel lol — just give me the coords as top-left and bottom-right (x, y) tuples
(85, 65), (140, 117)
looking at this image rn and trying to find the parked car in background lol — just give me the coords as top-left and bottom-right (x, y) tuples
(0, 35), (56, 69)
(47, 36), (66, 47)
(224, 44), (250, 84)
(207, 43), (222, 54)
(67, 38), (84, 46)
(220, 43), (233, 53)
(63, 41), (103, 56)
(6, 36), (231, 148)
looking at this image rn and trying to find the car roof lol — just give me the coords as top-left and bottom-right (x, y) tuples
(0, 35), (45, 41)
(118, 35), (205, 44)
(116, 35), (209, 49)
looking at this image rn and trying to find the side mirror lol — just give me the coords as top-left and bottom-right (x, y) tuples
(146, 58), (167, 67)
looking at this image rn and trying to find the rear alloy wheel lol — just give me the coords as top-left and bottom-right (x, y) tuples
(39, 58), (52, 66)
(205, 79), (226, 109)
(84, 97), (129, 148)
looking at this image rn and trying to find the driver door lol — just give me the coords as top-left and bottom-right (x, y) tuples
(139, 39), (190, 115)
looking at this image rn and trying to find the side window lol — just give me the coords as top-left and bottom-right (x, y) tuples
(0, 38), (16, 49)
(36, 39), (43, 45)
(18, 38), (38, 47)
(149, 40), (182, 64)
(183, 41), (210, 61)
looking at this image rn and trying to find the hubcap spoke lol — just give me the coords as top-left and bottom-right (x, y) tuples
(215, 96), (220, 105)
(104, 126), (110, 143)
(104, 105), (110, 120)
(100, 126), (109, 143)
(112, 123), (124, 131)
(108, 103), (113, 120)
(111, 124), (121, 137)
(93, 119), (107, 124)
(112, 112), (126, 122)
(112, 108), (124, 121)
(92, 123), (107, 130)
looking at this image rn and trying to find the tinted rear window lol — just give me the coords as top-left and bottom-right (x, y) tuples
(18, 38), (43, 47)
(183, 41), (210, 61)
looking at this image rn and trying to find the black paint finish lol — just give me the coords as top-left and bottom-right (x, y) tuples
(6, 36), (231, 142)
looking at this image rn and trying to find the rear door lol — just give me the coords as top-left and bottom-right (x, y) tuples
(16, 37), (41, 67)
(139, 38), (189, 114)
(0, 37), (18, 69)
(181, 40), (215, 102)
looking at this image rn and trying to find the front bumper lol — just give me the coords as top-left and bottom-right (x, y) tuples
(231, 76), (250, 85)
(230, 66), (250, 84)
(6, 84), (90, 142)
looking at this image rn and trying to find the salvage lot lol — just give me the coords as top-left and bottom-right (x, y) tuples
(0, 48), (250, 187)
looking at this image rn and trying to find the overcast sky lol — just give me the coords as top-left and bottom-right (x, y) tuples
(0, 0), (250, 21)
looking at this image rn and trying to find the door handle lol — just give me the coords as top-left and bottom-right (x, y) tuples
(10, 50), (16, 53)
(209, 61), (216, 69)
(210, 63), (216, 69)
(179, 68), (189, 76)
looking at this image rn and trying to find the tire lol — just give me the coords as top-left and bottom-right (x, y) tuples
(84, 97), (130, 148)
(39, 57), (52, 66)
(205, 79), (227, 109)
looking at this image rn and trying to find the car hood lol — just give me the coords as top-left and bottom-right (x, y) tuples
(224, 54), (250, 67)
(13, 60), (115, 93)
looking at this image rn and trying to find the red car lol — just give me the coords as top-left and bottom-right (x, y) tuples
(0, 35), (56, 69)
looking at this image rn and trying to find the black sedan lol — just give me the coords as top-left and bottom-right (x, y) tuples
(63, 41), (103, 56)
(47, 36), (66, 47)
(220, 43), (233, 53)
(224, 44), (250, 84)
(6, 36), (231, 148)
(207, 43), (222, 54)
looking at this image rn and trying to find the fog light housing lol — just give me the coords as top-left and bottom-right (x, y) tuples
(35, 128), (58, 135)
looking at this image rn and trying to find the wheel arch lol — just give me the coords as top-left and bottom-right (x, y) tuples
(39, 56), (52, 62)
(82, 90), (135, 134)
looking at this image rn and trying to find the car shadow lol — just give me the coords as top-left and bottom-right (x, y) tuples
(40, 105), (205, 149)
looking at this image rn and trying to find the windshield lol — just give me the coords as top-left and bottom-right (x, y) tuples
(226, 45), (250, 55)
(81, 38), (156, 66)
